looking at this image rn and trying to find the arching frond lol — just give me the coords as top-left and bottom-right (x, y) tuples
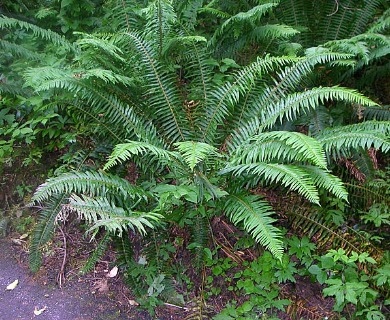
(315, 0), (381, 43)
(0, 81), (28, 96)
(0, 15), (74, 51)
(31, 171), (149, 204)
(102, 0), (143, 32)
(162, 38), (213, 140)
(229, 86), (377, 150)
(317, 123), (390, 157)
(104, 141), (176, 170)
(233, 131), (327, 169)
(0, 39), (43, 60)
(224, 194), (283, 260)
(75, 32), (126, 63)
(23, 65), (161, 145)
(68, 195), (162, 237)
(324, 120), (390, 135)
(199, 6), (230, 20)
(209, 2), (279, 46)
(252, 24), (300, 41)
(363, 107), (390, 121)
(142, 0), (177, 54)
(227, 51), (356, 150)
(174, 0), (204, 30)
(258, 86), (378, 132)
(161, 35), (207, 57)
(81, 232), (112, 274)
(288, 206), (379, 257)
(222, 163), (320, 204)
(308, 105), (333, 135)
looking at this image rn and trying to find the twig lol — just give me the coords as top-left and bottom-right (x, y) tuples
(328, 0), (339, 16)
(163, 302), (189, 311)
(57, 224), (67, 288)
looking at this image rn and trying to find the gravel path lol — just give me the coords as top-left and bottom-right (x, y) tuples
(0, 239), (133, 320)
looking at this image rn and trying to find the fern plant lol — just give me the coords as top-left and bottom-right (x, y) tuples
(4, 1), (381, 262)
(1, 5), (389, 313)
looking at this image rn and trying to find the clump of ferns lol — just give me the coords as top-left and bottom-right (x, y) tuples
(6, 2), (390, 277)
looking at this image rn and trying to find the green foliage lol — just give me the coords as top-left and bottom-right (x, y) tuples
(29, 194), (66, 272)
(1, 1), (390, 318)
(223, 195), (283, 259)
(277, 0), (384, 46)
(209, 251), (291, 319)
(80, 232), (111, 274)
(360, 203), (390, 228)
(313, 249), (381, 314)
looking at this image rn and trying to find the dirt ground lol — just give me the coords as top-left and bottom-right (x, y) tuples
(0, 238), (151, 320)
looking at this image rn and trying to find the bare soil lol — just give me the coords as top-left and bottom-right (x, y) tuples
(0, 238), (151, 320)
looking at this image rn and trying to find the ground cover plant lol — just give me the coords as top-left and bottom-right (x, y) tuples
(1, 1), (389, 319)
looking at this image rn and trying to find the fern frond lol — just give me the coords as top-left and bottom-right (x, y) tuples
(304, 166), (349, 202)
(362, 106), (390, 120)
(366, 105), (390, 121)
(174, 141), (218, 171)
(308, 105), (333, 135)
(29, 194), (66, 272)
(183, 296), (210, 320)
(161, 35), (207, 57)
(210, 2), (279, 45)
(174, 0), (204, 30)
(258, 86), (378, 132)
(190, 215), (210, 268)
(80, 232), (112, 274)
(75, 32), (126, 63)
(0, 81), (28, 96)
(222, 163), (320, 204)
(317, 124), (390, 157)
(317, 0), (381, 42)
(0, 15), (74, 51)
(368, 8), (390, 33)
(31, 171), (149, 204)
(227, 52), (355, 150)
(142, 0), (176, 54)
(233, 131), (327, 169)
(0, 39), (43, 60)
(24, 65), (134, 88)
(198, 7), (231, 19)
(104, 141), (177, 170)
(224, 194), (283, 260)
(125, 31), (188, 142)
(23, 66), (161, 145)
(321, 120), (390, 135)
(102, 0), (143, 32)
(80, 69), (135, 85)
(113, 234), (134, 268)
(346, 180), (390, 210)
(275, 0), (311, 46)
(67, 195), (161, 237)
(252, 24), (300, 41)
